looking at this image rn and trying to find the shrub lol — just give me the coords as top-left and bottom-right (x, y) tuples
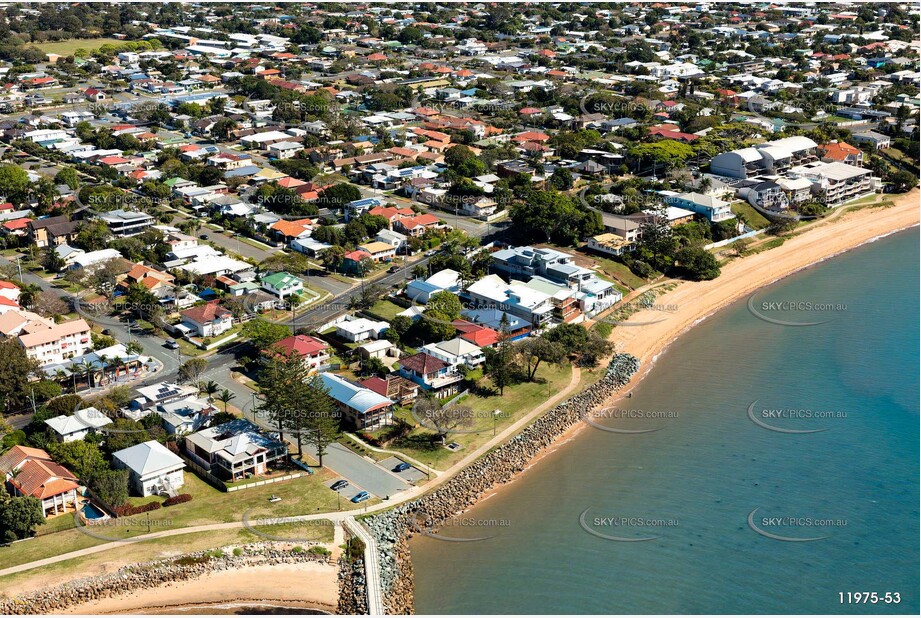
(163, 493), (192, 507)
(113, 501), (161, 517)
(232, 548), (243, 557)
(292, 546), (305, 554)
(308, 546), (331, 556)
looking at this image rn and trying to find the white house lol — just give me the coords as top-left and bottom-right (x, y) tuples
(44, 408), (113, 442)
(260, 271), (303, 299)
(113, 440), (186, 497)
(335, 317), (390, 343)
(421, 337), (485, 368)
(179, 302), (233, 338)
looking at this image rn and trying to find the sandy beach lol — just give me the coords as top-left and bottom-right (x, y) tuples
(59, 563), (338, 615)
(605, 190), (919, 403)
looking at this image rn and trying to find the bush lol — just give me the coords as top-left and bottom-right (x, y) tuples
(292, 546), (305, 554)
(233, 547), (243, 557)
(629, 259), (655, 279)
(113, 501), (161, 517)
(163, 493), (192, 507)
(308, 546), (331, 556)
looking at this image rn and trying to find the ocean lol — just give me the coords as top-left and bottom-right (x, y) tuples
(411, 228), (920, 614)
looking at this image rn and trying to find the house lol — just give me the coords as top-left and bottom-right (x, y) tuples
(319, 372), (394, 429)
(270, 334), (331, 370)
(127, 382), (200, 416)
(587, 233), (636, 257)
(180, 301), (233, 338)
(398, 352), (462, 397)
(359, 375), (419, 406)
(376, 228), (408, 253)
(357, 339), (396, 361)
(664, 192), (734, 222)
(0, 445), (79, 517)
(112, 440), (186, 497)
(17, 318), (92, 366)
(261, 271), (303, 298)
(341, 249), (373, 274)
(98, 209), (156, 237)
(710, 136), (819, 179)
(44, 408), (113, 442)
(421, 337), (485, 368)
(158, 397), (216, 435)
(406, 269), (461, 304)
(357, 241), (396, 262)
(394, 213), (443, 237)
(28, 216), (80, 248)
(336, 317), (389, 343)
(452, 319), (500, 348)
(819, 142), (863, 166)
(851, 131), (890, 150)
(184, 419), (287, 481)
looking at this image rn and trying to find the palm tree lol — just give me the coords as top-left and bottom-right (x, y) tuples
(98, 355), (110, 385)
(198, 380), (220, 402)
(111, 356), (123, 382)
(79, 360), (95, 389)
(54, 368), (69, 392)
(216, 389), (236, 413)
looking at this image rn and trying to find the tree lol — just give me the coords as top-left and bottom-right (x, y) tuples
(178, 358), (208, 384)
(216, 389), (236, 413)
(44, 394), (83, 417)
(0, 339), (41, 413)
(516, 337), (567, 382)
(361, 356), (388, 377)
(890, 169), (918, 193)
(412, 397), (473, 443)
(304, 375), (338, 465)
(90, 469), (130, 507)
(319, 183), (361, 210)
(483, 343), (516, 395)
(48, 440), (106, 480)
(549, 167), (574, 190)
(103, 419), (149, 454)
(675, 246), (721, 281)
(242, 318), (292, 351)
(0, 165), (30, 205)
(257, 350), (306, 446)
(427, 290), (463, 321)
(348, 283), (384, 311)
(0, 497), (44, 541)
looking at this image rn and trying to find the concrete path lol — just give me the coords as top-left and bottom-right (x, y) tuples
(343, 516), (384, 616)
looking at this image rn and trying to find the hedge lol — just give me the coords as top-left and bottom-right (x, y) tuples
(163, 493), (193, 507)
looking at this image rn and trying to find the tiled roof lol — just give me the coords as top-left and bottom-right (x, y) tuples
(399, 352), (449, 374)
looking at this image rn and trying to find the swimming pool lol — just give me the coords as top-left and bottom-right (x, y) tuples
(81, 503), (107, 520)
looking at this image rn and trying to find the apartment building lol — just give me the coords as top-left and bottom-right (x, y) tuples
(17, 318), (92, 366)
(710, 136), (819, 179)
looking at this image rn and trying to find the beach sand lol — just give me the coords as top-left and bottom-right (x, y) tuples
(604, 189), (919, 403)
(59, 562), (338, 615)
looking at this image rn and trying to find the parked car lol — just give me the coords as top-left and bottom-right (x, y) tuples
(199, 234), (209, 240)
(351, 491), (370, 503)
(331, 479), (349, 491)
(393, 462), (411, 472)
(388, 265), (400, 273)
(101, 329), (111, 336)
(424, 249), (437, 257)
(165, 340), (180, 349)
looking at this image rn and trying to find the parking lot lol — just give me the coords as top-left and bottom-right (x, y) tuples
(306, 443), (409, 499)
(379, 457), (429, 484)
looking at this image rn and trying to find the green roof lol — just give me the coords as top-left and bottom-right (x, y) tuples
(261, 271), (300, 288)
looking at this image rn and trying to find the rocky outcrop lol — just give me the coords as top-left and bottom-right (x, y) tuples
(364, 353), (640, 615)
(0, 544), (329, 615)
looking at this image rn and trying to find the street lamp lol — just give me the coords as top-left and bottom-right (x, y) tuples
(493, 409), (501, 436)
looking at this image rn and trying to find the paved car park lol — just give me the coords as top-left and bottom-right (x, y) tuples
(326, 478), (365, 502)
(306, 443), (409, 499)
(379, 457), (428, 483)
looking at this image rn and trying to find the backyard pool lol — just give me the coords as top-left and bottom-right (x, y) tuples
(81, 502), (108, 520)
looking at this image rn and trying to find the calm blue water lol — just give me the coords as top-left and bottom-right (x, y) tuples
(81, 503), (107, 519)
(412, 228), (919, 614)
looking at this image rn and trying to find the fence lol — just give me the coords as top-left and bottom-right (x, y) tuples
(226, 472), (304, 492)
(704, 228), (764, 250)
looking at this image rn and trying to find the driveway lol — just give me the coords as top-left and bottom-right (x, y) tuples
(304, 442), (408, 499)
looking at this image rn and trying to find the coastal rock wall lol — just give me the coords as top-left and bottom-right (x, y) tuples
(363, 353), (640, 615)
(0, 544), (329, 615)
(337, 557), (369, 615)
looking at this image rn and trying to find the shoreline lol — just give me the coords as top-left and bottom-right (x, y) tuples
(58, 562), (338, 616)
(477, 190), (920, 501)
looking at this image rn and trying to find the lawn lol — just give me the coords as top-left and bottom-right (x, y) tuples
(0, 524), (333, 597)
(581, 252), (650, 291)
(380, 362), (602, 470)
(0, 470), (357, 572)
(367, 299), (406, 321)
(35, 38), (125, 56)
(731, 201), (772, 229)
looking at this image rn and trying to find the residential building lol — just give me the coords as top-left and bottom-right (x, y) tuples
(0, 445), (79, 517)
(44, 408), (113, 442)
(112, 440), (186, 497)
(97, 209), (156, 237)
(184, 419), (287, 481)
(260, 271), (303, 298)
(710, 136), (819, 179)
(664, 192), (734, 222)
(335, 317), (389, 343)
(421, 337), (486, 368)
(398, 352), (463, 397)
(17, 318), (92, 366)
(270, 334), (331, 370)
(179, 301), (233, 337)
(319, 372), (394, 429)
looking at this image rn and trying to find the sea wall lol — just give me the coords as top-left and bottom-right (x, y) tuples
(0, 544), (329, 615)
(363, 353), (640, 614)
(337, 557), (369, 615)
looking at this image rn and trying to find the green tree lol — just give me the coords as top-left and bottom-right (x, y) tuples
(516, 337), (567, 382)
(90, 469), (130, 507)
(242, 318), (292, 351)
(48, 440), (107, 480)
(0, 339), (41, 413)
(178, 358), (208, 384)
(54, 167), (81, 190)
(483, 342), (516, 395)
(304, 375), (338, 465)
(675, 246), (721, 281)
(0, 497), (45, 541)
(216, 389), (236, 413)
(0, 165), (30, 205)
